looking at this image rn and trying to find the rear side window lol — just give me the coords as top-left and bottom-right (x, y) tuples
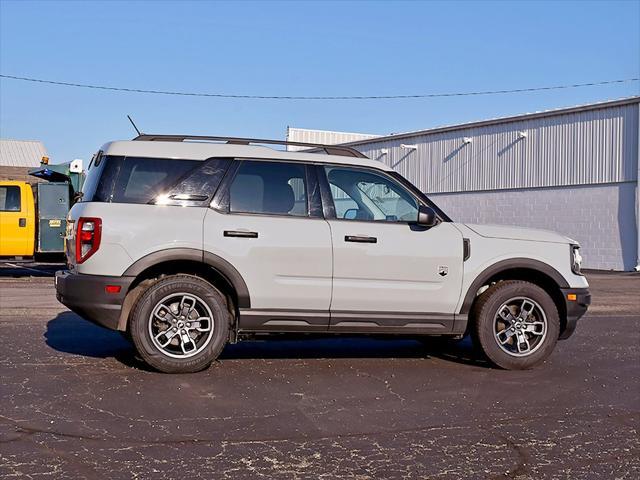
(81, 156), (230, 205)
(112, 157), (200, 204)
(0, 186), (21, 212)
(229, 161), (308, 216)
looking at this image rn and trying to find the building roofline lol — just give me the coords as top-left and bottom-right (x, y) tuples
(343, 96), (640, 146)
(0, 138), (47, 144)
(287, 126), (380, 137)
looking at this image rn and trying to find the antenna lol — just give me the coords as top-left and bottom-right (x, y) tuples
(127, 115), (142, 136)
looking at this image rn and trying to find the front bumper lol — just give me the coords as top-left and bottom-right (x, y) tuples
(55, 270), (134, 330)
(558, 287), (591, 339)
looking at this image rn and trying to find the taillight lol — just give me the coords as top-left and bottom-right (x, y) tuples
(76, 217), (102, 264)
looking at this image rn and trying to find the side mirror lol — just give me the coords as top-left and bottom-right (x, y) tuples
(416, 205), (437, 227)
(344, 208), (358, 220)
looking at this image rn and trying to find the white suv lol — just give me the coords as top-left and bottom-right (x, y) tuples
(55, 134), (590, 373)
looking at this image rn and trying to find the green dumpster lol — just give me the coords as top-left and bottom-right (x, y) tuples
(35, 182), (71, 253)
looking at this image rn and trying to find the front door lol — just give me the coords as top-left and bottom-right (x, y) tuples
(0, 184), (33, 256)
(203, 159), (332, 332)
(320, 165), (464, 334)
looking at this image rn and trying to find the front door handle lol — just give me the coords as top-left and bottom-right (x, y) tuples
(224, 230), (258, 238)
(345, 235), (377, 244)
(18, 218), (27, 227)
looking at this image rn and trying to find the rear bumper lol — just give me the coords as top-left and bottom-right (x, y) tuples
(55, 270), (133, 330)
(559, 287), (591, 340)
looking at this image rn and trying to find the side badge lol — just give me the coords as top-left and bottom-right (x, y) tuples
(438, 265), (449, 277)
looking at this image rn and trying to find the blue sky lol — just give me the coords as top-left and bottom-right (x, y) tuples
(1, 0), (638, 163)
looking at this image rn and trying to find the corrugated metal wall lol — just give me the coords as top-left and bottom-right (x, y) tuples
(286, 128), (380, 151)
(353, 102), (639, 194)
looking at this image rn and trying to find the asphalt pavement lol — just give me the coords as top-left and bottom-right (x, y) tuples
(0, 264), (638, 479)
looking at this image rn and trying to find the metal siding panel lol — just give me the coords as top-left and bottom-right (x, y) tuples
(286, 128), (380, 151)
(354, 103), (638, 193)
(0, 140), (48, 168)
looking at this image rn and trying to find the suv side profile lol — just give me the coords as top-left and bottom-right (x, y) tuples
(55, 135), (590, 373)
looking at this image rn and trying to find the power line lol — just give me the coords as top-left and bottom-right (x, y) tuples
(0, 74), (638, 100)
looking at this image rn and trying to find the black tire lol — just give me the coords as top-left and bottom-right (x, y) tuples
(471, 280), (560, 370)
(129, 274), (231, 373)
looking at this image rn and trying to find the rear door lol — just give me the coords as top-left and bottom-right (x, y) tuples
(203, 159), (332, 331)
(0, 183), (34, 256)
(319, 165), (464, 334)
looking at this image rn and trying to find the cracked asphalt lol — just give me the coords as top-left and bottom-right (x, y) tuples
(0, 266), (638, 479)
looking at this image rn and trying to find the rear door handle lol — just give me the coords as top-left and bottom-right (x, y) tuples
(224, 230), (258, 238)
(18, 218), (27, 227)
(345, 235), (377, 243)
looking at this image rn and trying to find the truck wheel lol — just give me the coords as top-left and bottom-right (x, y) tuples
(471, 280), (560, 370)
(129, 275), (230, 373)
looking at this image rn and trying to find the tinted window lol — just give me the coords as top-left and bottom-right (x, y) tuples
(79, 151), (107, 202)
(229, 161), (308, 216)
(81, 156), (229, 205)
(325, 166), (418, 222)
(0, 186), (21, 212)
(111, 157), (200, 204)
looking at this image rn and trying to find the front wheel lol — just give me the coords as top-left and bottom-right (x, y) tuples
(129, 275), (230, 373)
(471, 280), (560, 370)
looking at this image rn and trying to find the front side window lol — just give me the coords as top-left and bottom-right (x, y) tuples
(325, 166), (418, 222)
(229, 160), (308, 216)
(0, 186), (21, 212)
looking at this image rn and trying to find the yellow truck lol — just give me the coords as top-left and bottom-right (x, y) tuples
(1, 158), (84, 259)
(0, 181), (36, 256)
(0, 173), (81, 259)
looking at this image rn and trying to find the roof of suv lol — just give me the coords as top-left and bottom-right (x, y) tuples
(101, 140), (393, 172)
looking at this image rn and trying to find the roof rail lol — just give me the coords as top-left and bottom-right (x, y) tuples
(132, 134), (367, 158)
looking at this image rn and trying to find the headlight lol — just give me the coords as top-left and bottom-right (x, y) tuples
(571, 245), (582, 275)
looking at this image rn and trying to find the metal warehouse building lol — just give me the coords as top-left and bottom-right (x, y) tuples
(290, 97), (640, 271)
(286, 127), (380, 151)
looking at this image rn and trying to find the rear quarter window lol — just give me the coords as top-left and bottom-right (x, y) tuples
(111, 157), (200, 204)
(81, 156), (229, 205)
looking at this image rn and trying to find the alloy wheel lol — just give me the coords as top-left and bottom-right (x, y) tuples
(148, 292), (215, 359)
(493, 296), (548, 357)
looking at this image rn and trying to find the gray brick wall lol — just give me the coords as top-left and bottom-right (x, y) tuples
(429, 182), (638, 271)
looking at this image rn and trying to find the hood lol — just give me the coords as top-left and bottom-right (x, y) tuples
(465, 224), (575, 244)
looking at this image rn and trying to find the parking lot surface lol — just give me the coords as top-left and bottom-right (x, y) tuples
(0, 265), (638, 479)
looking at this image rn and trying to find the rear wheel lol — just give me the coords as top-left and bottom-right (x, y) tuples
(129, 275), (230, 373)
(471, 280), (560, 370)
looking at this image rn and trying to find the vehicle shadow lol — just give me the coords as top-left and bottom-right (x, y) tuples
(0, 262), (63, 277)
(44, 311), (148, 370)
(45, 312), (490, 369)
(221, 336), (488, 367)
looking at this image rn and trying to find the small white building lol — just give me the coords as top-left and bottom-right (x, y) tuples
(288, 97), (640, 271)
